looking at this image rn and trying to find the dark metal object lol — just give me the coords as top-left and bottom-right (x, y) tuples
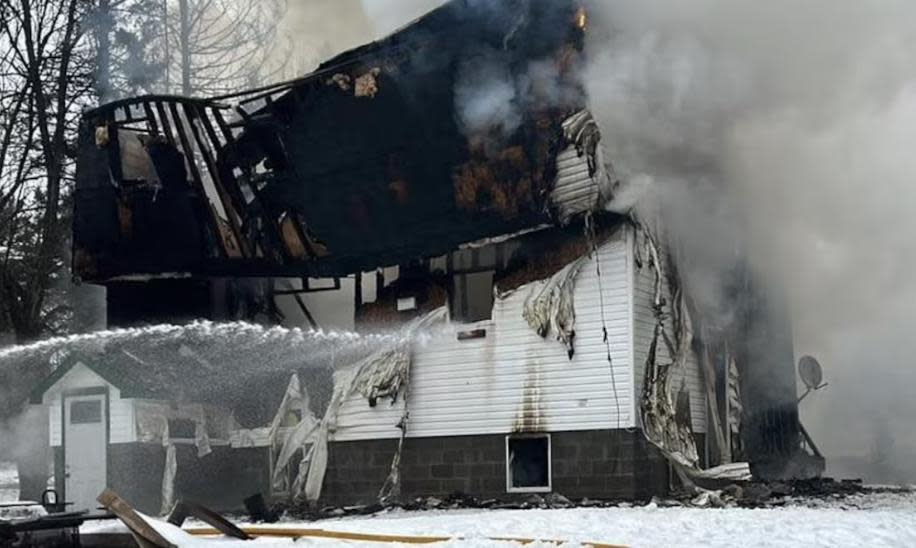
(798, 355), (825, 391)
(797, 355), (829, 404)
(0, 500), (116, 548)
(41, 490), (70, 515)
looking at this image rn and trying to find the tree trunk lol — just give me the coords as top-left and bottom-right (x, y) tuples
(179, 0), (191, 95)
(96, 0), (113, 103)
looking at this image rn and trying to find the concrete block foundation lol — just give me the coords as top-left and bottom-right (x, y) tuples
(321, 429), (679, 507)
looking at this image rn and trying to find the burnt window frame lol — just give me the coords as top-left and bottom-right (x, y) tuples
(447, 246), (503, 324)
(505, 433), (552, 493)
(450, 270), (495, 323)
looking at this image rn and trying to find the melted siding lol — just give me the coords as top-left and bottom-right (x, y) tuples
(631, 226), (707, 434)
(333, 231), (635, 441)
(549, 144), (615, 224)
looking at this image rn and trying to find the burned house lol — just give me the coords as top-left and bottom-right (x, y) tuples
(31, 0), (821, 514)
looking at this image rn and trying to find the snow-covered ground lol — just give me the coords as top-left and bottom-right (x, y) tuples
(0, 461), (18, 502)
(83, 491), (916, 548)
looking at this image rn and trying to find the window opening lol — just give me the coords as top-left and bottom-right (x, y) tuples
(506, 434), (551, 492)
(167, 419), (197, 440)
(451, 271), (494, 322)
(70, 400), (102, 425)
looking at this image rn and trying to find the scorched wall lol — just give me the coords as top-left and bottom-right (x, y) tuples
(333, 230), (636, 441)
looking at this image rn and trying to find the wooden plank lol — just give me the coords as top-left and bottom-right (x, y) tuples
(166, 500), (251, 540)
(185, 526), (629, 548)
(96, 489), (176, 548)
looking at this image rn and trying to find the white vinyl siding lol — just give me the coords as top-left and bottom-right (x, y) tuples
(333, 231), (635, 441)
(109, 398), (136, 444)
(631, 226), (707, 433)
(44, 363), (136, 446)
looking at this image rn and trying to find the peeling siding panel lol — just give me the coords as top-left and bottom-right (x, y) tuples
(631, 226), (707, 433)
(551, 148), (600, 221)
(333, 232), (635, 441)
(44, 363), (136, 446)
(550, 115), (615, 224)
(333, 396), (405, 441)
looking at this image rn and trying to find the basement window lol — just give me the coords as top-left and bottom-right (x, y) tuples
(506, 434), (552, 493)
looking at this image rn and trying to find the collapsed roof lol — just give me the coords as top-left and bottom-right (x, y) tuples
(72, 0), (614, 282)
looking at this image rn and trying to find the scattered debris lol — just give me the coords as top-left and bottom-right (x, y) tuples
(243, 493), (279, 524)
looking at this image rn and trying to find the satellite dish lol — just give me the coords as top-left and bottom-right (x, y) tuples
(798, 355), (824, 391)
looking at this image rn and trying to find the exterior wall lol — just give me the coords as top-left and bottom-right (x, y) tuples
(334, 231), (636, 441)
(108, 443), (165, 514)
(107, 443), (271, 515)
(321, 430), (670, 506)
(173, 445), (269, 512)
(631, 225), (707, 434)
(43, 363), (136, 446)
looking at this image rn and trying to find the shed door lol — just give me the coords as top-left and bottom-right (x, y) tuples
(64, 394), (107, 511)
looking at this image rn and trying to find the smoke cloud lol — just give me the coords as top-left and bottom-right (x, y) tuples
(455, 49), (523, 141)
(583, 0), (916, 481)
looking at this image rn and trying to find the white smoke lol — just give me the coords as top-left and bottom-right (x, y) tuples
(584, 0), (916, 481)
(455, 50), (523, 141)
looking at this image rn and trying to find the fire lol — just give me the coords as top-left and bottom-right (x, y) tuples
(575, 7), (588, 31)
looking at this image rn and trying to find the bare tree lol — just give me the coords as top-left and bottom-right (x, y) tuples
(0, 0), (93, 500)
(0, 0), (92, 342)
(88, 0), (284, 102)
(90, 0), (166, 102)
(162, 0), (288, 96)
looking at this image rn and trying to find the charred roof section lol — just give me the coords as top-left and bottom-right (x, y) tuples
(73, 0), (612, 282)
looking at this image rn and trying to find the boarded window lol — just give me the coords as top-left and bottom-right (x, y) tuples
(450, 271), (494, 323)
(506, 435), (551, 492)
(70, 400), (102, 425)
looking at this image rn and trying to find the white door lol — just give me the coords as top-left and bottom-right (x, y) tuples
(64, 394), (107, 511)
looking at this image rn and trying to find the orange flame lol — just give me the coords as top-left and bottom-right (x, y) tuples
(576, 7), (588, 31)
